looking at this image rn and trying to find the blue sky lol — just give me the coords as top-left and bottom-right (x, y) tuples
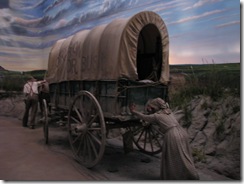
(0, 0), (241, 71)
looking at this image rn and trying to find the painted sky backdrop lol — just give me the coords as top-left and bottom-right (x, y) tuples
(0, 0), (241, 71)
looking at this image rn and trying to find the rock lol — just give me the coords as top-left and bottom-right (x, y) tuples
(173, 95), (240, 179)
(191, 131), (206, 149)
(0, 95), (25, 119)
(140, 157), (151, 163)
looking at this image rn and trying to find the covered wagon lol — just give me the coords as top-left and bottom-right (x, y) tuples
(44, 11), (170, 168)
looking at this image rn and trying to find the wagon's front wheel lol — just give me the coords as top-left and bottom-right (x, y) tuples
(42, 99), (49, 144)
(130, 122), (164, 155)
(68, 91), (106, 168)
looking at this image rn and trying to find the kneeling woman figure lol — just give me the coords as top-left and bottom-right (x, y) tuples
(129, 98), (199, 180)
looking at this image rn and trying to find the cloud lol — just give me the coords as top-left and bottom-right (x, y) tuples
(149, 1), (182, 13)
(72, 0), (83, 6)
(9, 0), (45, 10)
(184, 0), (222, 11)
(101, 0), (134, 14)
(45, 0), (65, 13)
(0, 8), (13, 28)
(13, 16), (42, 26)
(0, 0), (9, 8)
(169, 9), (225, 25)
(215, 21), (240, 28)
(54, 18), (68, 29)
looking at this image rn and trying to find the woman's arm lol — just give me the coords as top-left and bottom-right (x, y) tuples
(37, 80), (46, 85)
(129, 104), (156, 122)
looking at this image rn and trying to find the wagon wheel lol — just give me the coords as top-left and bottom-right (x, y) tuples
(130, 122), (164, 155)
(68, 90), (106, 168)
(42, 99), (49, 144)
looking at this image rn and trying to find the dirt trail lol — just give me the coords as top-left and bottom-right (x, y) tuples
(0, 116), (232, 181)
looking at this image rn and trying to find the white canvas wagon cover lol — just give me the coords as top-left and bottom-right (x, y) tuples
(46, 11), (169, 84)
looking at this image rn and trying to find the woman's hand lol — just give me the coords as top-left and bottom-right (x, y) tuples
(129, 103), (136, 113)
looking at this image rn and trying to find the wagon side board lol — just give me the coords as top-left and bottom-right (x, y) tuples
(49, 79), (168, 123)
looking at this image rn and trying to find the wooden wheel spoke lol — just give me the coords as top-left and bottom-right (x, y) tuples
(151, 124), (164, 136)
(85, 136), (92, 162)
(76, 134), (88, 162)
(74, 107), (83, 123)
(143, 129), (148, 150)
(147, 128), (154, 152)
(76, 134), (85, 156)
(135, 128), (145, 144)
(87, 113), (99, 127)
(88, 131), (101, 146)
(72, 133), (82, 144)
(151, 127), (163, 147)
(79, 105), (86, 121)
(80, 137), (87, 162)
(87, 134), (98, 159)
(70, 116), (80, 124)
(88, 127), (101, 131)
(83, 136), (91, 161)
(132, 126), (144, 135)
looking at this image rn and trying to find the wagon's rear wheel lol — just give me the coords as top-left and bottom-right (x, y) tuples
(130, 122), (164, 155)
(68, 90), (106, 168)
(42, 99), (49, 144)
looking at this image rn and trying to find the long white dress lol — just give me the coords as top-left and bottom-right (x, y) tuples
(132, 110), (199, 180)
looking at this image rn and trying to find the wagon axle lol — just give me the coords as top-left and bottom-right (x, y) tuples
(74, 124), (87, 133)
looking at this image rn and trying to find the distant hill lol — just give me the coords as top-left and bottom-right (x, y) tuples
(0, 66), (7, 71)
(22, 70), (46, 80)
(170, 63), (240, 75)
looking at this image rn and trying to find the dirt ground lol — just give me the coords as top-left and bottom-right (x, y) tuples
(0, 116), (233, 181)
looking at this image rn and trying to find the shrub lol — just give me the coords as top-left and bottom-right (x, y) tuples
(0, 70), (46, 92)
(170, 63), (240, 108)
(192, 148), (206, 163)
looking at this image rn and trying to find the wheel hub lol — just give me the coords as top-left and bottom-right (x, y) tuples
(75, 124), (87, 133)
